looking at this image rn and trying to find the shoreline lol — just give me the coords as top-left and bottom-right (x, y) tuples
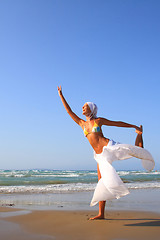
(1, 188), (160, 213)
(1, 185), (160, 239)
(1, 207), (160, 240)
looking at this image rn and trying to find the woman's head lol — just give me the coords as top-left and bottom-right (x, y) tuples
(82, 102), (98, 119)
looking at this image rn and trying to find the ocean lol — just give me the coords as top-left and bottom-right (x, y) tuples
(0, 169), (160, 212)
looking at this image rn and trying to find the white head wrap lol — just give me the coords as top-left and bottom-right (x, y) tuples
(86, 102), (98, 119)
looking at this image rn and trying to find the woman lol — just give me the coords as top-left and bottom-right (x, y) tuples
(57, 86), (155, 220)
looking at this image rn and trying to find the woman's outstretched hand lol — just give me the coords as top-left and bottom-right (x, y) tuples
(57, 86), (62, 96)
(135, 126), (143, 135)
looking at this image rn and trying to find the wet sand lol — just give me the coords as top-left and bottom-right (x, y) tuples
(1, 207), (160, 240)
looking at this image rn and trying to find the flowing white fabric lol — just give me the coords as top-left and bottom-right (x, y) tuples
(90, 140), (155, 206)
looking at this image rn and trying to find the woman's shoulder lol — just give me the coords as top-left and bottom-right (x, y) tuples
(95, 117), (107, 126)
(79, 119), (85, 128)
(94, 117), (102, 125)
(95, 117), (103, 122)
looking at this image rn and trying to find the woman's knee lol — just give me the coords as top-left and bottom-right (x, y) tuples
(97, 164), (101, 180)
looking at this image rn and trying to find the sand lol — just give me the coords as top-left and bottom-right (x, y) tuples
(1, 207), (160, 240)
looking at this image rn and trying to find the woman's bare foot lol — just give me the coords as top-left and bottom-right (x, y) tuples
(140, 125), (143, 133)
(89, 214), (104, 220)
(135, 125), (143, 148)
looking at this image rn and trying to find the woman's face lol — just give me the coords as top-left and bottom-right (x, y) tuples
(82, 103), (91, 116)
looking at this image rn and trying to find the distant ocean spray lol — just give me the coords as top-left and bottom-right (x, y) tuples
(0, 169), (160, 194)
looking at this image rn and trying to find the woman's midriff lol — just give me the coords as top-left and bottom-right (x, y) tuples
(87, 134), (110, 154)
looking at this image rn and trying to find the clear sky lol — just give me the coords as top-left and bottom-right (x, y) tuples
(0, 0), (159, 170)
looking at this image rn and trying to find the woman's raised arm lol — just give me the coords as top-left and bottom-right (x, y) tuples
(57, 86), (83, 126)
(99, 118), (142, 133)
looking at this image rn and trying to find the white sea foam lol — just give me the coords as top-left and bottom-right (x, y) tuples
(1, 169), (160, 195)
(127, 181), (160, 189)
(0, 183), (96, 194)
(1, 181), (160, 194)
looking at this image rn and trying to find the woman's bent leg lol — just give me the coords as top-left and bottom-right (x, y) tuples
(135, 125), (143, 148)
(90, 164), (106, 220)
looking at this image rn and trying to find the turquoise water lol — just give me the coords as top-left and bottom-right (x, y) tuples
(1, 169), (160, 212)
(0, 169), (160, 193)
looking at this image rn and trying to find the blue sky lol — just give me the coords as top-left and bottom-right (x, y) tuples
(0, 0), (159, 170)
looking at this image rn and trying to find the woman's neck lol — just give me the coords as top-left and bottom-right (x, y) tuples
(86, 116), (94, 122)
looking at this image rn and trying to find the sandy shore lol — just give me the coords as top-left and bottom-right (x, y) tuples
(1, 207), (160, 240)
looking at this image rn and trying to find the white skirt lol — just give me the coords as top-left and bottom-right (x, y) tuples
(90, 140), (155, 207)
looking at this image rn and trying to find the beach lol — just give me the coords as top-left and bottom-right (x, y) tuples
(1, 207), (160, 240)
(1, 169), (160, 212)
(1, 169), (160, 239)
(1, 0), (160, 238)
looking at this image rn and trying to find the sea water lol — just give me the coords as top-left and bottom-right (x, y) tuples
(0, 169), (160, 212)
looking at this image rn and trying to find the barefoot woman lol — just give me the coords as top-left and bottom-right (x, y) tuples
(58, 86), (154, 220)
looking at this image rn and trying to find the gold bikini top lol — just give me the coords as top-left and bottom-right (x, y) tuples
(83, 120), (101, 137)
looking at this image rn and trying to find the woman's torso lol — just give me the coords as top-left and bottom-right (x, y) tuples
(82, 118), (109, 154)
